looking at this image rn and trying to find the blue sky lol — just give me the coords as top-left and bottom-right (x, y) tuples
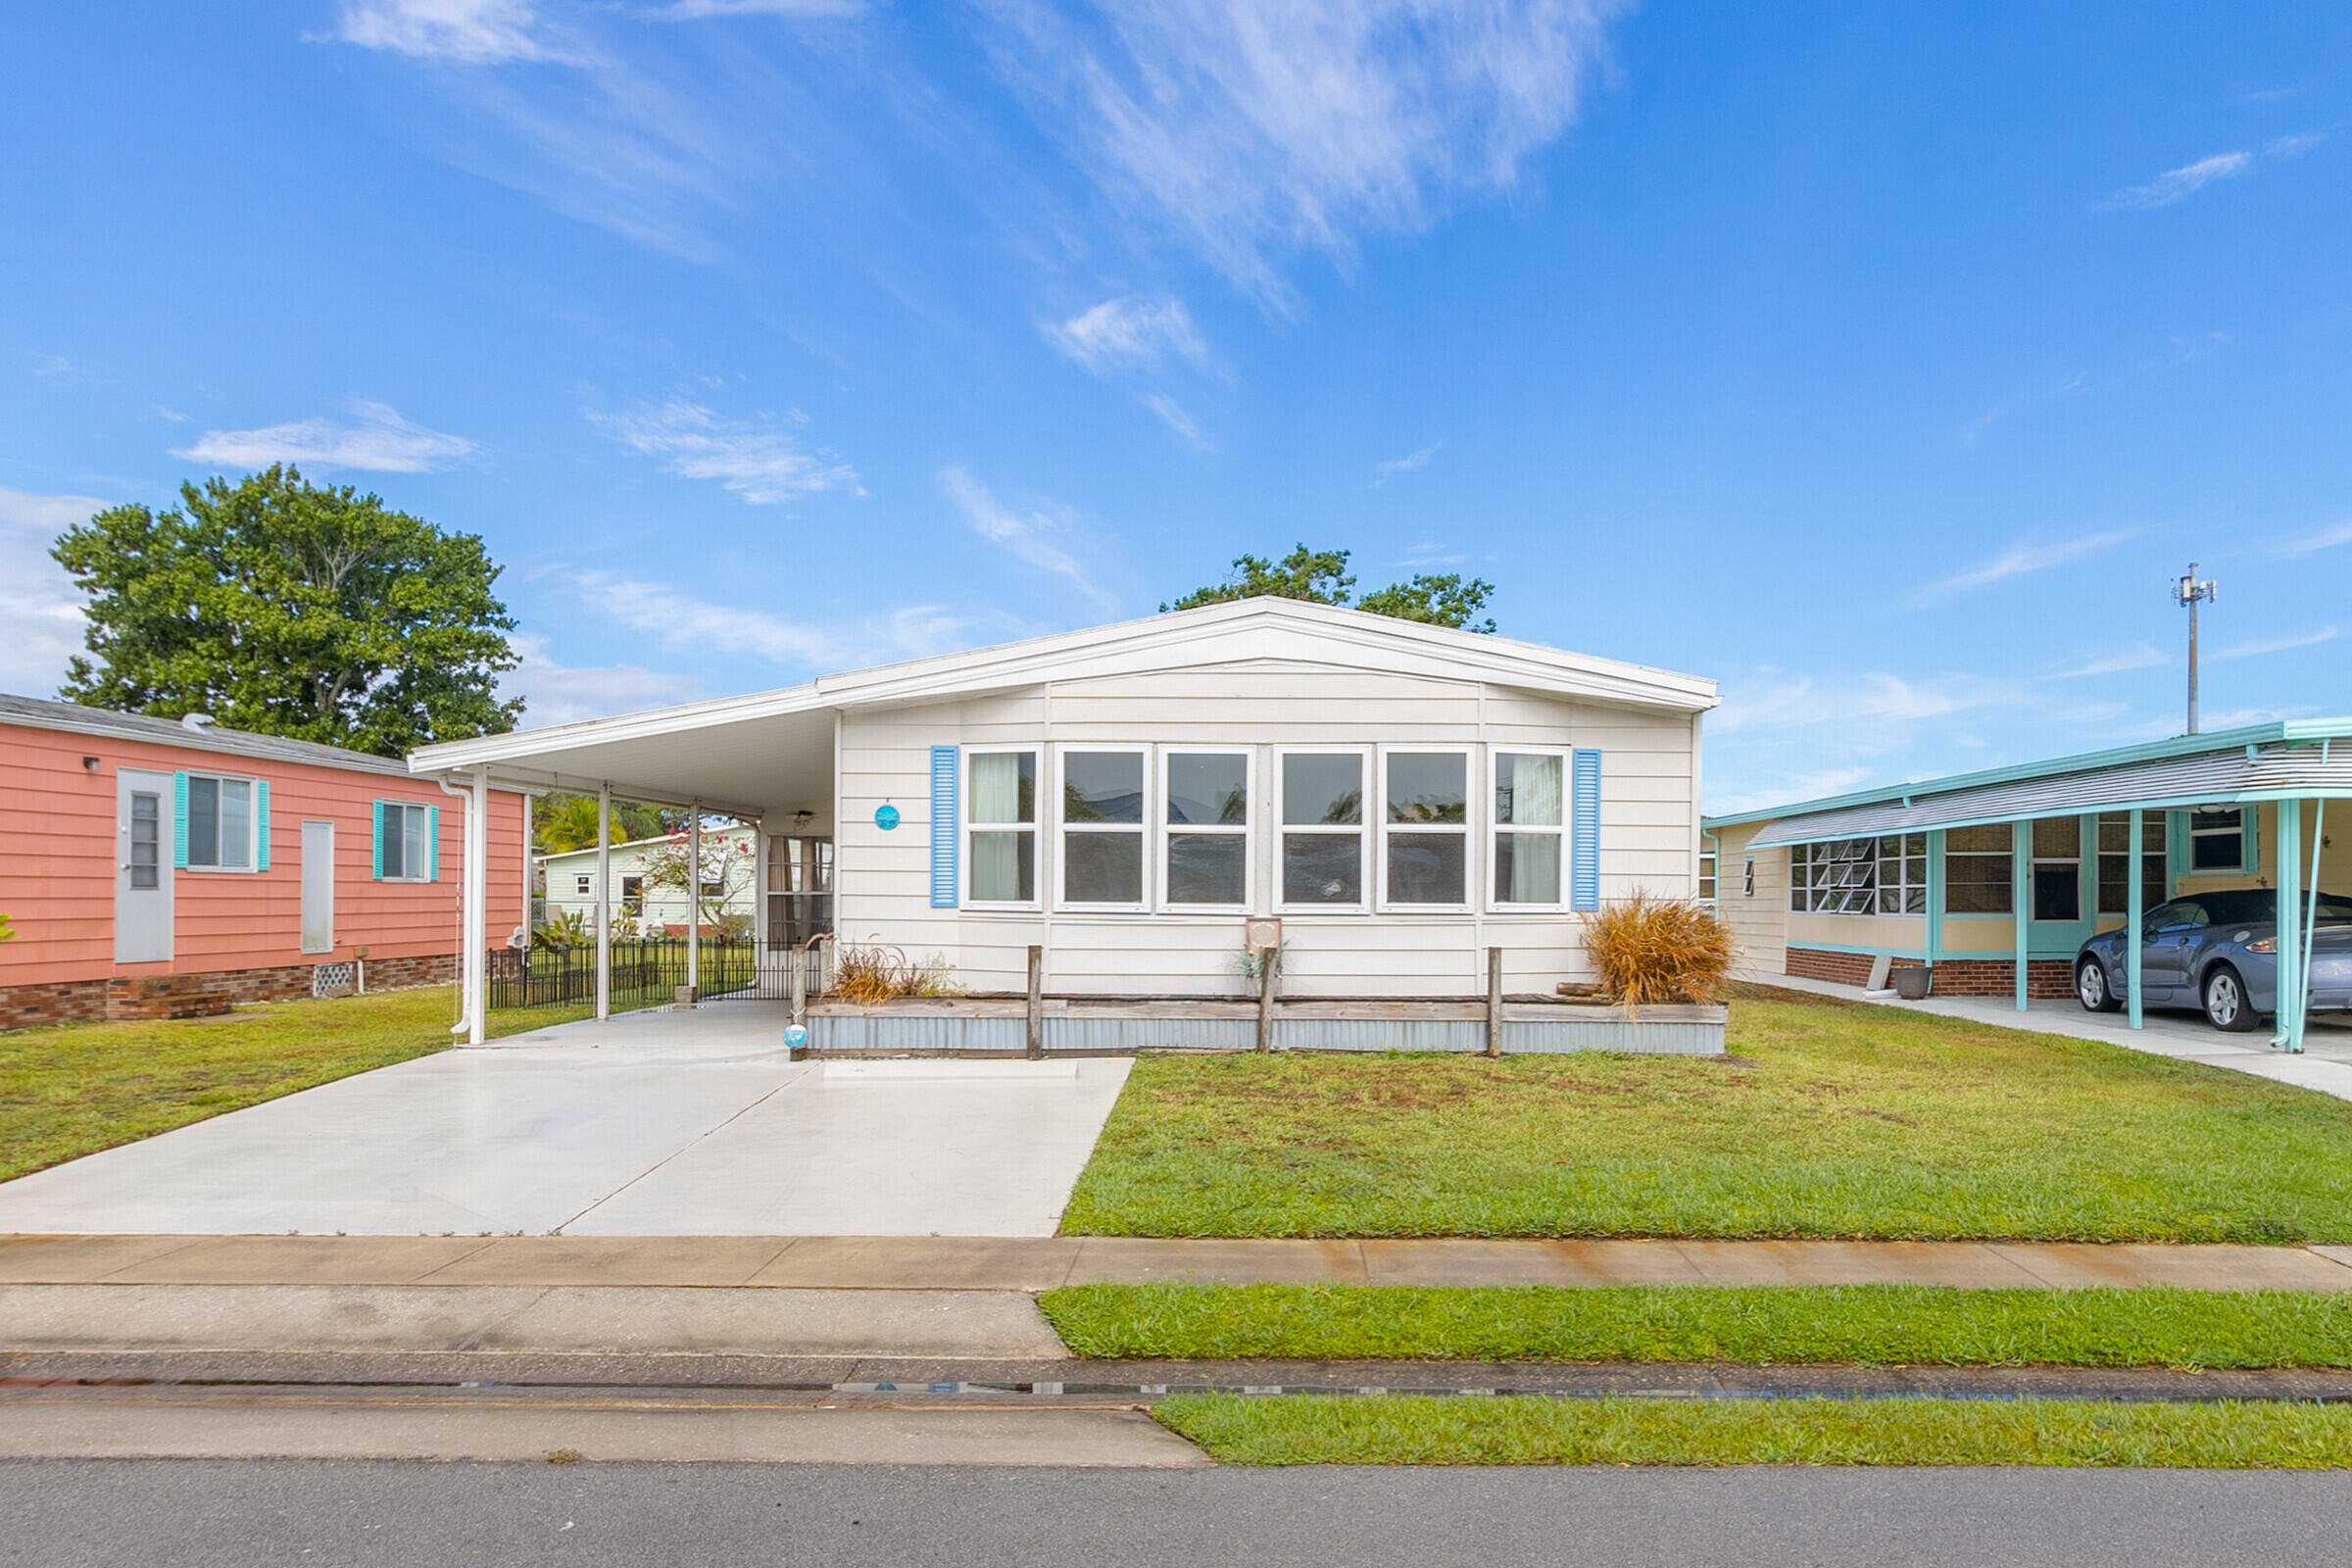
(2, 2), (2346, 810)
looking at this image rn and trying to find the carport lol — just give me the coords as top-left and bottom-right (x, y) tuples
(1713, 721), (2352, 1053)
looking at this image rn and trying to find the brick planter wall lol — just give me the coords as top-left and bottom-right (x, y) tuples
(1784, 947), (2072, 1000)
(3, 952), (462, 1032)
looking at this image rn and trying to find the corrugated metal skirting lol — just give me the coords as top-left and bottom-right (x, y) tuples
(805, 1014), (1724, 1055)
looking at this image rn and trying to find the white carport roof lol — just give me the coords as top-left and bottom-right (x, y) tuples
(409, 598), (1718, 819)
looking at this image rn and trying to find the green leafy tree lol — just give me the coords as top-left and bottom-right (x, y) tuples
(1164, 544), (1496, 631)
(534, 793), (672, 855)
(52, 466), (521, 757)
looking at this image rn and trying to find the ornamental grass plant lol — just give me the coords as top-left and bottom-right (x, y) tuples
(1582, 892), (1733, 1006)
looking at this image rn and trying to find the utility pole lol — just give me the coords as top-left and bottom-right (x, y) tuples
(2173, 564), (2217, 735)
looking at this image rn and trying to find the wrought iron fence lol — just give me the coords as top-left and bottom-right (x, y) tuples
(486, 938), (760, 1011)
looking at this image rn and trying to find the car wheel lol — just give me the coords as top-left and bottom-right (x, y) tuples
(2076, 958), (2118, 1012)
(2203, 965), (2261, 1033)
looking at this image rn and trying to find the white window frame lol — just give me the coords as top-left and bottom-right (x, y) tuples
(183, 770), (261, 873)
(961, 745), (1042, 910)
(1697, 850), (1718, 906)
(1485, 745), (1568, 912)
(1056, 744), (1151, 913)
(1377, 745), (1475, 912)
(2188, 807), (2250, 874)
(1275, 747), (1373, 914)
(574, 873), (592, 896)
(377, 800), (433, 884)
(1158, 746), (1253, 914)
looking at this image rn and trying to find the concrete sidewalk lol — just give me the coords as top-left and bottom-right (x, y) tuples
(7, 1233), (2351, 1292)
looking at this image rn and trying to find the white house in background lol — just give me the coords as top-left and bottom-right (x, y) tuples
(412, 598), (1719, 1040)
(538, 825), (759, 936)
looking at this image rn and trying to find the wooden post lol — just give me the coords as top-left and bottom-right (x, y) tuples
(1026, 945), (1044, 1059)
(1256, 955), (1276, 1054)
(1486, 947), (1504, 1057)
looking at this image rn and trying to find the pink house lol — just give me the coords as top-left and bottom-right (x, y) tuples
(0, 693), (527, 1028)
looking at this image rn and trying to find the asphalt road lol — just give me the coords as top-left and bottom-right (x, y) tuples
(3, 1460), (2344, 1567)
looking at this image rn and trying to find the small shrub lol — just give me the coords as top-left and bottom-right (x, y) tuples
(1582, 892), (1734, 1007)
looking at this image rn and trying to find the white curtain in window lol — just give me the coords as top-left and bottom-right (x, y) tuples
(970, 754), (1026, 901)
(1507, 755), (1562, 904)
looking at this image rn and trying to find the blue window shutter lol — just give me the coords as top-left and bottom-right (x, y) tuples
(1570, 749), (1602, 910)
(372, 801), (386, 880)
(426, 805), (440, 881)
(2242, 805), (2260, 876)
(172, 771), (189, 869)
(930, 745), (959, 908)
(254, 781), (270, 871)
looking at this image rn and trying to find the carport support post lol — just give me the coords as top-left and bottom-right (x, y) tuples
(1486, 947), (1504, 1057)
(685, 808), (701, 1002)
(464, 766), (488, 1047)
(2127, 808), (2144, 1030)
(2012, 818), (2031, 1011)
(2274, 798), (2305, 1054)
(594, 783), (612, 1024)
(1026, 946), (1044, 1059)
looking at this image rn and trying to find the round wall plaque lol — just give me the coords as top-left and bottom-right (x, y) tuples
(874, 804), (902, 830)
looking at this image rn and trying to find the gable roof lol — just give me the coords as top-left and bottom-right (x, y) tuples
(409, 598), (1715, 816)
(2, 691), (418, 778)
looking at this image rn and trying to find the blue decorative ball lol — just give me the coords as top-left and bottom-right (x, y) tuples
(783, 1024), (809, 1050)
(874, 804), (901, 830)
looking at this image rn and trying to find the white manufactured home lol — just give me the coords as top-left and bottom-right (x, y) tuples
(411, 599), (1720, 1048)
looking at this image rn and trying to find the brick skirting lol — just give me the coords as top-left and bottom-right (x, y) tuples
(1784, 947), (2073, 1001)
(1, 952), (461, 1031)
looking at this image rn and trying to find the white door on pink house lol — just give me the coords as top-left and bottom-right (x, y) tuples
(115, 767), (173, 963)
(301, 819), (335, 954)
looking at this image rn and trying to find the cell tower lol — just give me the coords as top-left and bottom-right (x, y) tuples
(2173, 564), (2217, 735)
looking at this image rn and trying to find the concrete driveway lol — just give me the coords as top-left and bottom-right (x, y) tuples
(0, 1006), (1131, 1237)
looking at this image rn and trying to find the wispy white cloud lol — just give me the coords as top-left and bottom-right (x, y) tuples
(587, 402), (860, 505)
(1958, 373), (2086, 447)
(940, 466), (1119, 609)
(644, 0), (861, 18)
(2268, 130), (2327, 159)
(1397, 538), (1465, 566)
(2211, 625), (2340, 662)
(331, 0), (553, 63)
(2095, 151), (2252, 212)
(978, 0), (1621, 306)
(1711, 669), (2018, 736)
(2048, 643), (2165, 680)
(2272, 518), (2352, 559)
(1913, 529), (2132, 606)
(564, 571), (975, 671)
(502, 633), (710, 728)
(1709, 767), (1875, 818)
(1373, 440), (1442, 484)
(1140, 392), (1213, 451)
(0, 488), (109, 698)
(1044, 295), (1209, 375)
(174, 401), (475, 473)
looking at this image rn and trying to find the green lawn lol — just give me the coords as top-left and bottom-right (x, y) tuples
(0, 985), (566, 1183)
(1061, 986), (2352, 1243)
(1155, 1393), (2352, 1467)
(1041, 1283), (2352, 1368)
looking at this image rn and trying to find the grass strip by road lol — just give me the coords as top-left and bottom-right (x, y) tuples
(0, 985), (556, 1183)
(1063, 985), (2352, 1243)
(1155, 1393), (2352, 1467)
(1040, 1283), (2352, 1369)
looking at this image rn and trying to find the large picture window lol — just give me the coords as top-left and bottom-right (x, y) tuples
(965, 750), (1037, 905)
(1383, 751), (1469, 906)
(1491, 751), (1563, 906)
(1164, 751), (1250, 908)
(1060, 749), (1146, 907)
(1943, 824), (2014, 914)
(1279, 751), (1367, 908)
(2096, 812), (2168, 916)
(186, 773), (256, 870)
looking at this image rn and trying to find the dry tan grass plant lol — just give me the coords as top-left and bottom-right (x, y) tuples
(827, 941), (961, 1004)
(1581, 892), (1734, 1009)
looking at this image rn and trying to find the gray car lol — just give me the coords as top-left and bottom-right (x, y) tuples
(2074, 888), (2352, 1031)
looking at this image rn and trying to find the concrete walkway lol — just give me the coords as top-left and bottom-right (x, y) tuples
(1761, 973), (2352, 1102)
(7, 1232), (2350, 1292)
